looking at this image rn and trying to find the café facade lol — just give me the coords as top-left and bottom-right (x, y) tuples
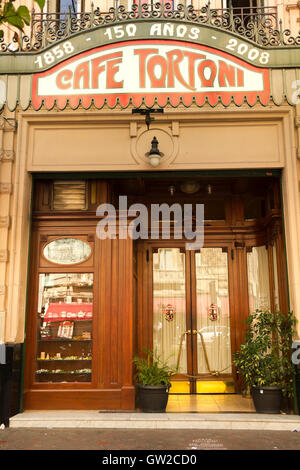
(0, 1), (300, 415)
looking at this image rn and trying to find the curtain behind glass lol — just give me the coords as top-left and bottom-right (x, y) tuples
(247, 245), (271, 312)
(195, 248), (232, 375)
(153, 248), (187, 372)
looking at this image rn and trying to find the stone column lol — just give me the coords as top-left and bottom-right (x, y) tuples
(0, 111), (16, 345)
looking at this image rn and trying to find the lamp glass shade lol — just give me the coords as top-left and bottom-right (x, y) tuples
(180, 181), (200, 194)
(149, 154), (161, 168)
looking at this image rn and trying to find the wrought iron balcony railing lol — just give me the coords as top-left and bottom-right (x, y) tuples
(1, 2), (299, 53)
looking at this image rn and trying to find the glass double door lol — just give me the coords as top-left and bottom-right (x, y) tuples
(152, 246), (233, 394)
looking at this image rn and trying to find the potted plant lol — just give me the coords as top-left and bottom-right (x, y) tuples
(233, 309), (296, 414)
(133, 350), (175, 413)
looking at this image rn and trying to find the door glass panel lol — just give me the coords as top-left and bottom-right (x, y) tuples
(247, 245), (271, 312)
(153, 248), (187, 373)
(36, 273), (93, 383)
(272, 245), (280, 311)
(195, 248), (232, 375)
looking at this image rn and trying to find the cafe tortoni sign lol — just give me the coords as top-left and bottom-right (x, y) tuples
(30, 20), (274, 109)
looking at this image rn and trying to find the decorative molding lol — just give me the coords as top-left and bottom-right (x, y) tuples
(0, 250), (8, 262)
(296, 117), (300, 159)
(129, 122), (137, 138)
(286, 2), (300, 23)
(0, 216), (10, 228)
(286, 1), (300, 10)
(0, 183), (12, 194)
(0, 149), (15, 162)
(131, 125), (179, 168)
(0, 119), (17, 132)
(171, 121), (180, 137)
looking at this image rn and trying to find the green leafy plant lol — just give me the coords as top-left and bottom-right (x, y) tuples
(0, 0), (45, 39)
(233, 309), (297, 397)
(133, 349), (176, 387)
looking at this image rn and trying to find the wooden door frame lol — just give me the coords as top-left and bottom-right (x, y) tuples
(136, 238), (244, 391)
(23, 214), (136, 410)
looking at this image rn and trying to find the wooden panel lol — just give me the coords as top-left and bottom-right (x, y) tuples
(23, 388), (135, 410)
(275, 231), (289, 315)
(173, 121), (284, 168)
(24, 211), (135, 410)
(28, 124), (136, 171)
(229, 245), (250, 392)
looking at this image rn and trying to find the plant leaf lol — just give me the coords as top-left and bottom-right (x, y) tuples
(17, 6), (30, 25)
(34, 0), (46, 9)
(3, 2), (16, 16)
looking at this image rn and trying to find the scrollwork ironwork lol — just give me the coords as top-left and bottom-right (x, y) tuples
(0, 2), (299, 52)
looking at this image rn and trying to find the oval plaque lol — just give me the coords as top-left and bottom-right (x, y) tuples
(43, 238), (91, 265)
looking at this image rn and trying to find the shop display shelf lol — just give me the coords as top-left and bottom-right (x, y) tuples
(36, 372), (91, 374)
(36, 358), (92, 361)
(41, 318), (93, 322)
(38, 338), (92, 342)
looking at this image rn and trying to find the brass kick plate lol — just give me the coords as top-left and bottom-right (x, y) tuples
(169, 380), (235, 394)
(196, 381), (235, 394)
(169, 381), (190, 394)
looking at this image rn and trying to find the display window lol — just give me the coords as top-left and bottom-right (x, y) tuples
(35, 273), (93, 383)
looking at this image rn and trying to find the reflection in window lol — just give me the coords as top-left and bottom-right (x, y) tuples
(247, 246), (271, 312)
(36, 273), (93, 383)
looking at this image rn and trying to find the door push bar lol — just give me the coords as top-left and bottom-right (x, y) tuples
(176, 329), (221, 377)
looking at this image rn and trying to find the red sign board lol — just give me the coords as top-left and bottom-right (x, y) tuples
(32, 39), (270, 109)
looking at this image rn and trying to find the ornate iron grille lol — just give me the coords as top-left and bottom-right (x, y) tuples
(1, 2), (300, 52)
